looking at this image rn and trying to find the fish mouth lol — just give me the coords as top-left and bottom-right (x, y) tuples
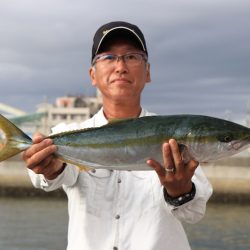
(231, 135), (250, 151)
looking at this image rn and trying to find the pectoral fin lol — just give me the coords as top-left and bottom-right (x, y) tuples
(178, 143), (192, 164)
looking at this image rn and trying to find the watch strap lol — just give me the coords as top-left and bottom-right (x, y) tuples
(163, 182), (196, 207)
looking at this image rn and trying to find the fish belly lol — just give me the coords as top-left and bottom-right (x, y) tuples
(56, 143), (163, 171)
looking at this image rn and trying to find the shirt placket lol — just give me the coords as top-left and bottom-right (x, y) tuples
(112, 171), (123, 250)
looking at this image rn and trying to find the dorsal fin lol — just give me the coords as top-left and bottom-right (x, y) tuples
(48, 117), (138, 140)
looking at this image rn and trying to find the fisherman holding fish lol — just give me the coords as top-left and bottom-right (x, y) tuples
(22, 21), (213, 250)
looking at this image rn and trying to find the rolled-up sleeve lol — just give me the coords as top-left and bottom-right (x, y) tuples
(28, 164), (80, 192)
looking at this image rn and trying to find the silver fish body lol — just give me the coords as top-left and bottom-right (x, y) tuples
(0, 114), (249, 171)
(50, 115), (250, 170)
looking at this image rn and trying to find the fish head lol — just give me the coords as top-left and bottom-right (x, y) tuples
(202, 120), (250, 162)
(185, 116), (250, 162)
(215, 124), (250, 157)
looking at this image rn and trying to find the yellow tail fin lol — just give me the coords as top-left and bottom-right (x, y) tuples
(0, 114), (32, 162)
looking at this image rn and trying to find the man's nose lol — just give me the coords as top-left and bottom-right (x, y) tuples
(115, 57), (128, 73)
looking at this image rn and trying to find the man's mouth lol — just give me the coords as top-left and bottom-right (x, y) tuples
(111, 78), (131, 84)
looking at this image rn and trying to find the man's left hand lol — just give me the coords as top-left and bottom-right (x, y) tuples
(147, 139), (198, 197)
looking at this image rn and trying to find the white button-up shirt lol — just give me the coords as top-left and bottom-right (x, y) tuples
(28, 108), (213, 250)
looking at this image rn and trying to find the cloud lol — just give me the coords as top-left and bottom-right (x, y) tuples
(0, 0), (249, 123)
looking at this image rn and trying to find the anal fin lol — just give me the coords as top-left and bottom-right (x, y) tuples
(57, 156), (92, 172)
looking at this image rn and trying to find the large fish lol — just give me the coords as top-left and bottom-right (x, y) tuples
(0, 114), (249, 171)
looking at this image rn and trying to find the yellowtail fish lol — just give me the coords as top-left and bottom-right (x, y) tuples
(0, 114), (249, 171)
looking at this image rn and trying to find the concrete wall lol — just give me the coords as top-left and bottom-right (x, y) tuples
(202, 155), (250, 203)
(0, 155), (65, 198)
(0, 154), (249, 202)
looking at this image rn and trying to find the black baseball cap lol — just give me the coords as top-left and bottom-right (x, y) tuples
(91, 21), (148, 62)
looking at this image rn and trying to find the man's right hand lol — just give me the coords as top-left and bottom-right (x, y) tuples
(22, 133), (66, 180)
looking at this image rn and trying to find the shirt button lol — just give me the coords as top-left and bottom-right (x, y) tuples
(113, 247), (118, 250)
(117, 178), (122, 183)
(91, 169), (96, 173)
(115, 215), (120, 220)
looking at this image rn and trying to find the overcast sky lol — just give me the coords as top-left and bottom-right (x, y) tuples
(0, 0), (249, 124)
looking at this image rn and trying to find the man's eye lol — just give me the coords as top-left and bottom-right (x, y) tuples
(103, 55), (115, 61)
(126, 54), (137, 60)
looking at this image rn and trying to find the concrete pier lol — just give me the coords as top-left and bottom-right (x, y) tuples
(0, 155), (66, 198)
(0, 154), (249, 202)
(202, 154), (250, 203)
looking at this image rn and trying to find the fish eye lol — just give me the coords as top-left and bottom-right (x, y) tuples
(224, 135), (232, 142)
(218, 134), (233, 143)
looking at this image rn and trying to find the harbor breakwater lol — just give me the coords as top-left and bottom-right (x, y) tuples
(202, 154), (250, 203)
(0, 154), (249, 203)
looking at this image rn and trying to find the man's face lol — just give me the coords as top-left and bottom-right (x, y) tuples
(89, 40), (151, 104)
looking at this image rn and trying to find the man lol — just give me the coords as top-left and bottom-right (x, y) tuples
(23, 21), (212, 250)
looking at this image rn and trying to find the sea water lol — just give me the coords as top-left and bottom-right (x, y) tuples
(0, 198), (249, 250)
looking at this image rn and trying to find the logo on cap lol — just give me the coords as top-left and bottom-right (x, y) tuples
(102, 30), (110, 35)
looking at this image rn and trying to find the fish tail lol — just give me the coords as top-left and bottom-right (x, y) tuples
(0, 114), (32, 162)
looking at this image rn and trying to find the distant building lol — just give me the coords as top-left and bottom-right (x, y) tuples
(37, 91), (102, 134)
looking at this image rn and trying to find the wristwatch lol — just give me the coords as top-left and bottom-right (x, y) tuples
(163, 182), (196, 207)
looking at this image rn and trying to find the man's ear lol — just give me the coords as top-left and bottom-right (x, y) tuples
(146, 63), (151, 83)
(89, 67), (97, 86)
